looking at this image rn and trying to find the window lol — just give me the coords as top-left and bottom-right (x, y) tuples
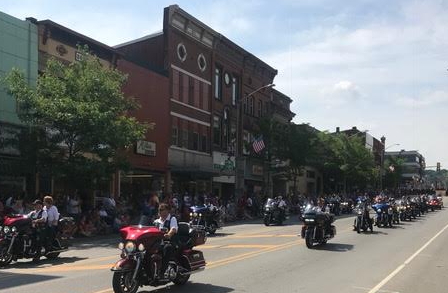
(258, 100), (263, 117)
(232, 76), (239, 106)
(171, 127), (178, 146)
(249, 97), (254, 115)
(177, 43), (187, 62)
(192, 132), (199, 150)
(243, 130), (250, 155)
(306, 171), (316, 178)
(198, 54), (207, 72)
(201, 135), (207, 152)
(188, 76), (194, 105)
(182, 129), (188, 148)
(213, 116), (221, 145)
(214, 67), (222, 100)
(243, 95), (248, 114)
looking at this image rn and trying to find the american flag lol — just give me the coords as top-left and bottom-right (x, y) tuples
(252, 136), (265, 153)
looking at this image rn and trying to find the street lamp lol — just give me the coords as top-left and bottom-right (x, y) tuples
(234, 83), (275, 200)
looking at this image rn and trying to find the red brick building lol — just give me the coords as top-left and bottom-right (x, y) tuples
(116, 59), (169, 198)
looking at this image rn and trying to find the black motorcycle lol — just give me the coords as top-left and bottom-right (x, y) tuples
(353, 202), (373, 233)
(263, 198), (285, 226)
(189, 205), (221, 235)
(301, 205), (336, 248)
(0, 214), (70, 266)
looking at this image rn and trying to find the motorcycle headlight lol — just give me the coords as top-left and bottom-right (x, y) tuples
(118, 242), (124, 250)
(125, 241), (136, 253)
(3, 226), (10, 234)
(193, 213), (198, 217)
(377, 209), (382, 213)
(357, 211), (363, 215)
(11, 226), (17, 233)
(304, 218), (315, 222)
(189, 213), (193, 217)
(265, 207), (271, 211)
(199, 213), (202, 217)
(138, 243), (145, 252)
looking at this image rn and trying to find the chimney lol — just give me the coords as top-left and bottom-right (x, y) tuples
(336, 127), (340, 133)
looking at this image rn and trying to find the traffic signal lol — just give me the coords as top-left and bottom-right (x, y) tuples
(437, 162), (441, 171)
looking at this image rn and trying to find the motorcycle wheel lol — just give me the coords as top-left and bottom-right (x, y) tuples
(112, 271), (139, 293)
(45, 239), (62, 259)
(356, 220), (361, 234)
(208, 223), (217, 235)
(172, 272), (190, 285)
(0, 245), (13, 267)
(263, 216), (270, 226)
(305, 235), (313, 249)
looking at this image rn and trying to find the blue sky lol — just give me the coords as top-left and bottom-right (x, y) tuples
(2, 0), (448, 168)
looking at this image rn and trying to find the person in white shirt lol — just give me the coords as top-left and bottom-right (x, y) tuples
(153, 203), (178, 279)
(43, 195), (60, 250)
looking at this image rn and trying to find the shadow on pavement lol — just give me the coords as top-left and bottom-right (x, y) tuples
(0, 271), (61, 290)
(4, 256), (88, 269)
(140, 282), (234, 293)
(208, 232), (234, 238)
(314, 243), (354, 252)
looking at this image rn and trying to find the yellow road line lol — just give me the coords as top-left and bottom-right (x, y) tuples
(224, 244), (277, 248)
(229, 234), (297, 238)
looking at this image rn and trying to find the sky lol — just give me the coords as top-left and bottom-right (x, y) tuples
(2, 0), (448, 168)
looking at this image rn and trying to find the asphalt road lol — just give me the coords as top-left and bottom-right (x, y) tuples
(1, 199), (448, 293)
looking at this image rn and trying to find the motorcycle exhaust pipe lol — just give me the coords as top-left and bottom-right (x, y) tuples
(180, 267), (205, 276)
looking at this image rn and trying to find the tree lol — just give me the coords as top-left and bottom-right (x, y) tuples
(2, 47), (148, 191)
(317, 132), (376, 194)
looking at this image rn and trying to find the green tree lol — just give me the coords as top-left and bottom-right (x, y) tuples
(317, 132), (375, 193)
(2, 47), (147, 191)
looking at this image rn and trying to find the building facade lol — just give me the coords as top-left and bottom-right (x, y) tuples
(116, 5), (295, 201)
(385, 150), (426, 189)
(0, 12), (38, 197)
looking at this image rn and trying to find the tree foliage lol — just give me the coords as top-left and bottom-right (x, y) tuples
(2, 47), (147, 190)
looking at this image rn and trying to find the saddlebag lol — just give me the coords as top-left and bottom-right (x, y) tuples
(183, 249), (206, 270)
(189, 228), (206, 246)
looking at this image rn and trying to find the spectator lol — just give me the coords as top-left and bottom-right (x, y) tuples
(67, 194), (82, 222)
(77, 215), (95, 237)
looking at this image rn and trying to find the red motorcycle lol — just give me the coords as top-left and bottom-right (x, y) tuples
(0, 214), (69, 267)
(111, 222), (206, 293)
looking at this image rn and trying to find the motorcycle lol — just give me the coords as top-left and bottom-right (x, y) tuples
(263, 198), (286, 226)
(0, 214), (70, 267)
(353, 202), (373, 233)
(111, 221), (206, 293)
(372, 202), (393, 228)
(301, 205), (336, 249)
(189, 205), (222, 235)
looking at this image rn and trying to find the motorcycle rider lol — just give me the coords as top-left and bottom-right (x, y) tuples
(277, 196), (287, 220)
(43, 195), (60, 250)
(27, 199), (47, 260)
(154, 203), (178, 279)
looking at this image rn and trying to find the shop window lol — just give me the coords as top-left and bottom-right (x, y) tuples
(213, 116), (221, 146)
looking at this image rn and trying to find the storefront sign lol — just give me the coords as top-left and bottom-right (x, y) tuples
(212, 151), (235, 171)
(252, 165), (263, 176)
(136, 140), (156, 156)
